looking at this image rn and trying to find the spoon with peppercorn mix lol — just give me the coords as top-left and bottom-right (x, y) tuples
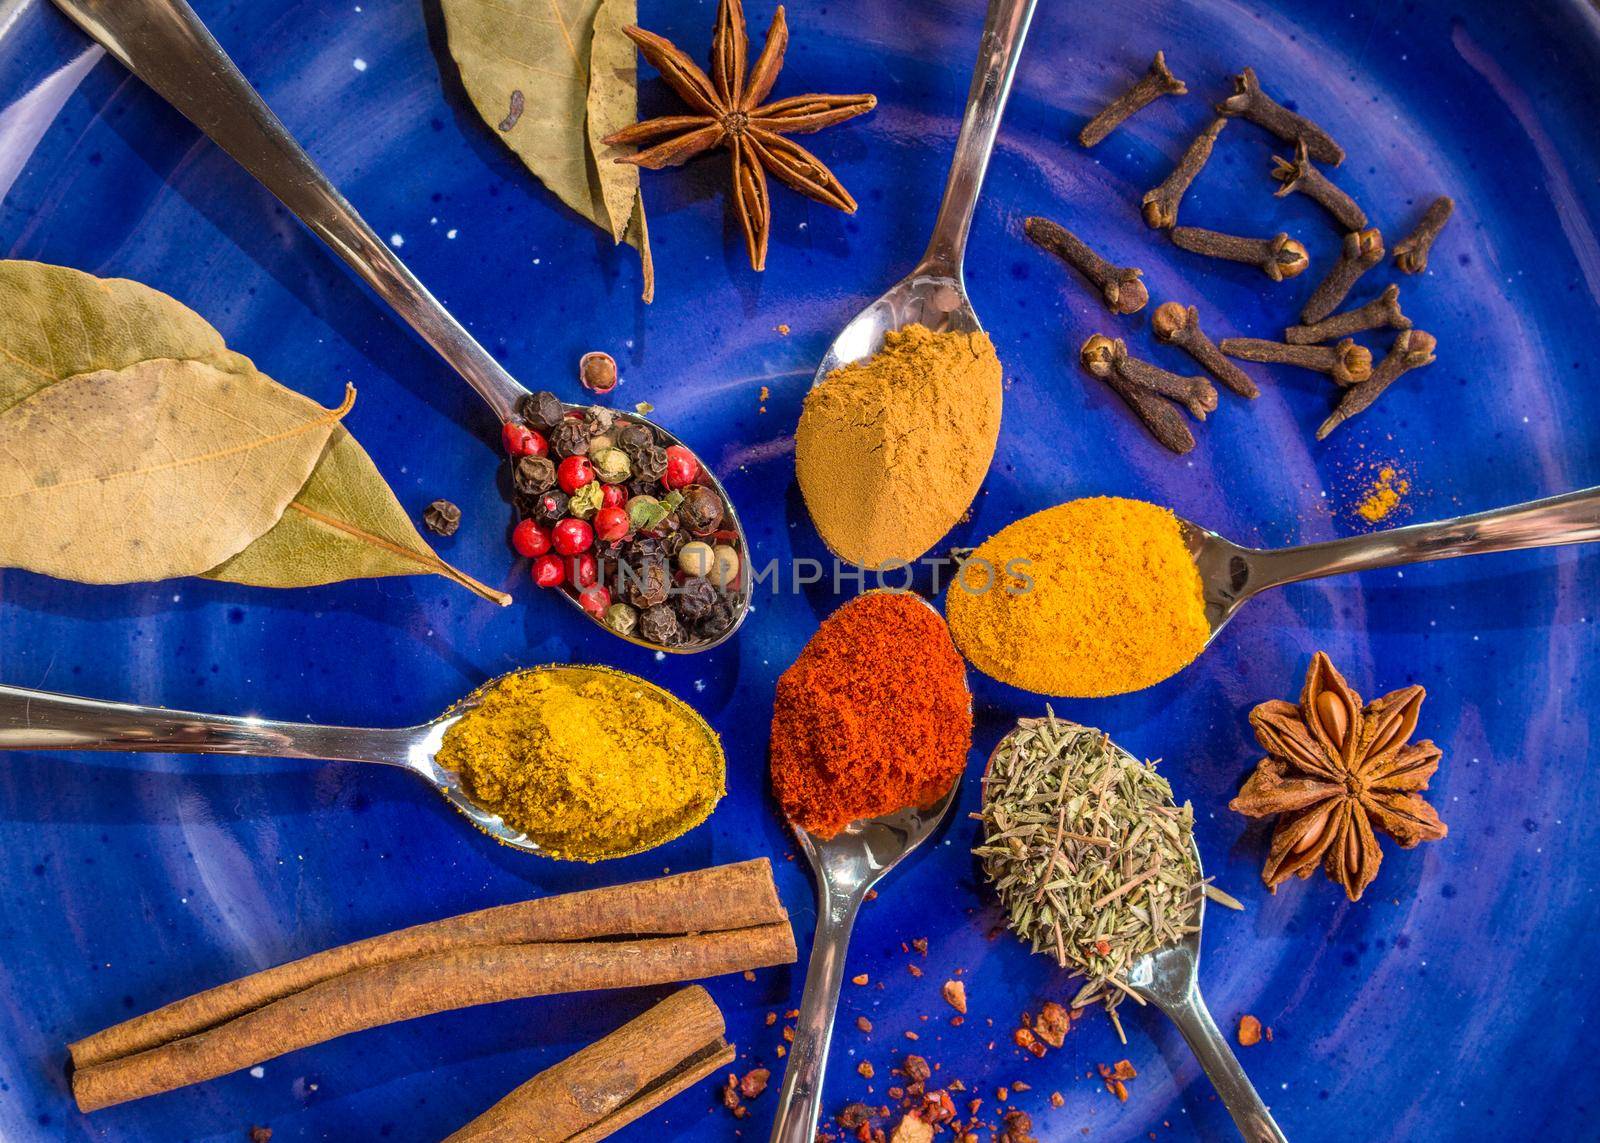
(1185, 483), (1600, 651)
(52, 0), (750, 653)
(0, 666), (721, 859)
(807, 0), (1036, 395)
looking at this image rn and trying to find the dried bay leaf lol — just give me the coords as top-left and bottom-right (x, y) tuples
(441, 0), (654, 301)
(0, 261), (509, 605)
(205, 427), (510, 604)
(0, 358), (349, 582)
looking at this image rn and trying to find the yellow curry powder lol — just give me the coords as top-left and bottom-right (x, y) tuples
(946, 497), (1210, 698)
(796, 323), (1002, 570)
(435, 667), (724, 861)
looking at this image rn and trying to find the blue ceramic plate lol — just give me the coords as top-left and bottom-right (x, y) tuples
(2, 0), (1598, 1139)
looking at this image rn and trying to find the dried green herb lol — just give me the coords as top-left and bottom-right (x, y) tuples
(441, 0), (653, 300)
(973, 712), (1240, 1040)
(0, 261), (507, 604)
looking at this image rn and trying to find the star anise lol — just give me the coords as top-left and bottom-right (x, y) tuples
(602, 0), (876, 271)
(1230, 652), (1447, 901)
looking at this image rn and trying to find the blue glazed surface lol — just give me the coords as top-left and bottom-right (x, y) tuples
(1, 0), (1598, 1139)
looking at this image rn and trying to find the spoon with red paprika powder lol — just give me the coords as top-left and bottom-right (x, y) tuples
(767, 591), (972, 1143)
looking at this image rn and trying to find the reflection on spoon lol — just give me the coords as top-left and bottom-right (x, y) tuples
(48, 0), (750, 651)
(0, 665), (722, 859)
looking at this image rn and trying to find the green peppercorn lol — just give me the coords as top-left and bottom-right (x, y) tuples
(566, 481), (605, 520)
(592, 447), (632, 484)
(604, 601), (639, 636)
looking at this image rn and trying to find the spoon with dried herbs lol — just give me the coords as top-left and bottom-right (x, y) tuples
(50, 0), (749, 653)
(0, 666), (724, 861)
(976, 714), (1283, 1143)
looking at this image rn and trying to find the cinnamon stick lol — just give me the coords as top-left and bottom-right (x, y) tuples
(444, 987), (734, 1143)
(72, 858), (782, 1070)
(70, 861), (794, 1112)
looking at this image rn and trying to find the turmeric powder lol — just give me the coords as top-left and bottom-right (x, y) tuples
(945, 497), (1209, 697)
(435, 667), (724, 861)
(796, 323), (1003, 569)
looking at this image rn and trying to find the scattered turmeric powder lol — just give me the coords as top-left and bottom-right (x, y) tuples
(1354, 464), (1410, 523)
(946, 497), (1209, 697)
(435, 667), (724, 861)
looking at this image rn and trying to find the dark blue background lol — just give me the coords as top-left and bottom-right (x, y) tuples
(1, 0), (1597, 1139)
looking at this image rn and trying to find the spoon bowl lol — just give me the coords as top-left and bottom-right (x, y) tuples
(50, 0), (750, 652)
(0, 665), (721, 859)
(809, 271), (981, 387)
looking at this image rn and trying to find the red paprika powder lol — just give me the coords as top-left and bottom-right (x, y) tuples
(770, 591), (972, 838)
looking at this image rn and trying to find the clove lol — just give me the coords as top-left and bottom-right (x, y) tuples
(1152, 302), (1259, 399)
(1081, 334), (1215, 455)
(1216, 66), (1345, 166)
(1317, 329), (1437, 439)
(1142, 118), (1227, 229)
(1079, 51), (1188, 148)
(1170, 226), (1310, 282)
(1025, 216), (1148, 315)
(1219, 336), (1373, 386)
(1392, 196), (1455, 274)
(1300, 227), (1384, 324)
(1271, 139), (1367, 230)
(1285, 284), (1409, 345)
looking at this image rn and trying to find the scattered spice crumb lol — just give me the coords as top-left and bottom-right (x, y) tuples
(1051, 1092), (1064, 1108)
(1014, 1027), (1045, 1058)
(740, 1067), (771, 1099)
(743, 970), (757, 982)
(904, 1056), (932, 1084)
(1012, 1082), (1031, 1093)
(912, 938), (929, 957)
(721, 1073), (750, 1119)
(859, 1061), (876, 1079)
(766, 1011), (777, 1026)
(1097, 1060), (1137, 1101)
(634, 400), (654, 415)
(905, 1030), (920, 1040)
(1266, 1025), (1275, 1042)
(248, 1129), (272, 1143)
(908, 963), (923, 978)
(777, 1044), (787, 1058)
(997, 1087), (1009, 1102)
(776, 324), (791, 335)
(1238, 1014), (1263, 1047)
(858, 1016), (874, 1034)
(853, 974), (870, 986)
(783, 1025), (794, 1043)
(1355, 464), (1410, 523)
(1034, 1002), (1073, 1049)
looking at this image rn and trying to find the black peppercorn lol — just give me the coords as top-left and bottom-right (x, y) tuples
(519, 390), (564, 431)
(695, 597), (737, 640)
(633, 444), (668, 483)
(513, 455), (556, 497)
(625, 559), (671, 609)
(582, 406), (616, 437)
(640, 603), (682, 646)
(661, 530), (687, 560)
(422, 499), (461, 537)
(532, 489), (569, 525)
(616, 421), (654, 456)
(679, 485), (724, 536)
(629, 536), (668, 564)
(675, 576), (719, 622)
(550, 418), (590, 458)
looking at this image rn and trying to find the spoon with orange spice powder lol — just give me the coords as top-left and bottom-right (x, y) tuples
(948, 488), (1600, 697)
(766, 590), (972, 1143)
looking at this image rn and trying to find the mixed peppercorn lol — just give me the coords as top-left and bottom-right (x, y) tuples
(504, 391), (744, 647)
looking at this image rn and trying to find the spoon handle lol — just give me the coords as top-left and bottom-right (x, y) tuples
(919, 0), (1038, 278)
(1253, 484), (1600, 589)
(0, 683), (417, 767)
(767, 884), (866, 1143)
(49, 0), (529, 422)
(1157, 985), (1288, 1143)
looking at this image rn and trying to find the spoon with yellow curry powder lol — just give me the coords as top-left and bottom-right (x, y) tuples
(795, 0), (1036, 570)
(0, 666), (723, 861)
(948, 488), (1600, 697)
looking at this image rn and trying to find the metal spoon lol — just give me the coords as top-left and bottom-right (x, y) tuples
(768, 593), (967, 1143)
(767, 785), (959, 1143)
(1184, 484), (1600, 650)
(0, 665), (720, 859)
(1125, 845), (1286, 1143)
(48, 0), (749, 653)
(807, 0), (1036, 382)
(981, 729), (1285, 1143)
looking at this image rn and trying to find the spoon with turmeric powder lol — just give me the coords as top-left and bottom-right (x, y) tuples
(0, 665), (724, 861)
